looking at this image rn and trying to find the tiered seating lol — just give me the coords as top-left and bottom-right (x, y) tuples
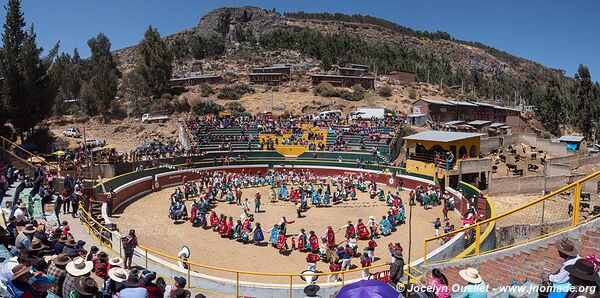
(190, 125), (260, 152)
(326, 126), (393, 163)
(297, 151), (386, 163)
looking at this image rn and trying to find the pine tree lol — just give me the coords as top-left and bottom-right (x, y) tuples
(135, 26), (172, 98)
(0, 0), (57, 139)
(572, 65), (597, 139)
(538, 77), (567, 136)
(81, 33), (119, 117)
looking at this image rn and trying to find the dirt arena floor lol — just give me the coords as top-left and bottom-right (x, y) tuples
(112, 182), (461, 283)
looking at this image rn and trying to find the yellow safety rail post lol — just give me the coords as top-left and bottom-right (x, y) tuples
(474, 224), (481, 256)
(572, 182), (581, 227)
(423, 170), (600, 264)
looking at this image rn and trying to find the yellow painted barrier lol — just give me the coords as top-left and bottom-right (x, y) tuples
(78, 202), (420, 296)
(423, 170), (600, 264)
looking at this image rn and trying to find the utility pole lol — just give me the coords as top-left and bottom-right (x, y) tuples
(427, 69), (430, 84)
(542, 161), (547, 224)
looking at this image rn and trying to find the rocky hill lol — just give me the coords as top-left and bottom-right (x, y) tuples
(114, 6), (565, 87)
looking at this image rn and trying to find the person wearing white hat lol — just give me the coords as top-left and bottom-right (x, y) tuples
(459, 267), (487, 298)
(367, 216), (379, 239)
(103, 267), (128, 297)
(63, 257), (93, 298)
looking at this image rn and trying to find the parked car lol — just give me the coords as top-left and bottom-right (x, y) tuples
(136, 141), (165, 153)
(62, 128), (82, 138)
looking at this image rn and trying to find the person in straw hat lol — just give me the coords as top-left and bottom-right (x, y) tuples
(103, 267), (128, 297)
(72, 276), (100, 298)
(26, 238), (45, 257)
(47, 253), (70, 295)
(63, 256), (93, 298)
(459, 267), (487, 298)
(108, 256), (124, 270)
(14, 223), (36, 252)
(389, 250), (405, 286)
(565, 259), (599, 298)
(7, 264), (34, 298)
(548, 238), (581, 284)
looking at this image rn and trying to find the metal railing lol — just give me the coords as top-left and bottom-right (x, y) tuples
(78, 202), (421, 297)
(423, 170), (600, 264)
(0, 135), (59, 172)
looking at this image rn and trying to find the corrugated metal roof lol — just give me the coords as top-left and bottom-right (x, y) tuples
(490, 122), (505, 128)
(403, 131), (482, 142)
(468, 120), (491, 126)
(558, 135), (585, 143)
(420, 98), (455, 106)
(170, 75), (220, 81)
(308, 73), (375, 80)
(494, 105), (521, 112)
(472, 101), (496, 107)
(499, 126), (512, 129)
(444, 120), (465, 126)
(446, 100), (478, 107)
(406, 113), (427, 117)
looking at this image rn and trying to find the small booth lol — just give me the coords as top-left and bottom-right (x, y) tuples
(402, 131), (490, 189)
(558, 135), (585, 151)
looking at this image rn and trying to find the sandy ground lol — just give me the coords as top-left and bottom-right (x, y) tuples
(48, 117), (182, 152)
(489, 143), (556, 178)
(488, 192), (577, 227)
(112, 183), (460, 284)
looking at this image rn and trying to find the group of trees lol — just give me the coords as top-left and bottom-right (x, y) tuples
(169, 34), (225, 61)
(0, 0), (57, 140)
(532, 65), (600, 140)
(258, 28), (535, 102)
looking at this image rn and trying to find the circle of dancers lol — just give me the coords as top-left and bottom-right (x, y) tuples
(165, 169), (462, 277)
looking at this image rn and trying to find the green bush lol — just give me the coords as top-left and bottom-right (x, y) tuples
(193, 100), (224, 116)
(314, 82), (339, 97)
(149, 98), (174, 114)
(201, 84), (214, 97)
(539, 131), (552, 139)
(379, 85), (393, 97)
(217, 84), (255, 100)
(340, 84), (365, 101)
(173, 98), (191, 113)
(408, 88), (417, 99)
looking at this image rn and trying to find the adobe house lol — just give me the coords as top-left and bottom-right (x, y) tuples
(251, 64), (292, 79)
(249, 72), (283, 86)
(309, 74), (375, 89)
(169, 75), (222, 88)
(386, 71), (416, 83)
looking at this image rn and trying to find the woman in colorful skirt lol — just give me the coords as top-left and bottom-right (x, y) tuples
(252, 223), (264, 245)
(379, 216), (392, 236)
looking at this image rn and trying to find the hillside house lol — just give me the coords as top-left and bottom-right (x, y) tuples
(309, 74), (375, 89)
(386, 71), (416, 83)
(170, 75), (222, 88)
(249, 73), (283, 86)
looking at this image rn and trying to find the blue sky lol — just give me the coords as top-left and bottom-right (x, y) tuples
(5, 0), (599, 79)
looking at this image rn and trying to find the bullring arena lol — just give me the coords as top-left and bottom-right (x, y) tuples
(2, 118), (600, 298)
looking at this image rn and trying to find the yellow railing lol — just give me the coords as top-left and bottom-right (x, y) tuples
(423, 170), (600, 264)
(0, 135), (59, 172)
(78, 202), (419, 297)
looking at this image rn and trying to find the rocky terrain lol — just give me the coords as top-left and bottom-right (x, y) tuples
(114, 6), (563, 85)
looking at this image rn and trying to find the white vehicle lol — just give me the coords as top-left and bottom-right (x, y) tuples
(349, 108), (385, 120)
(318, 110), (343, 120)
(62, 128), (81, 138)
(141, 113), (170, 123)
